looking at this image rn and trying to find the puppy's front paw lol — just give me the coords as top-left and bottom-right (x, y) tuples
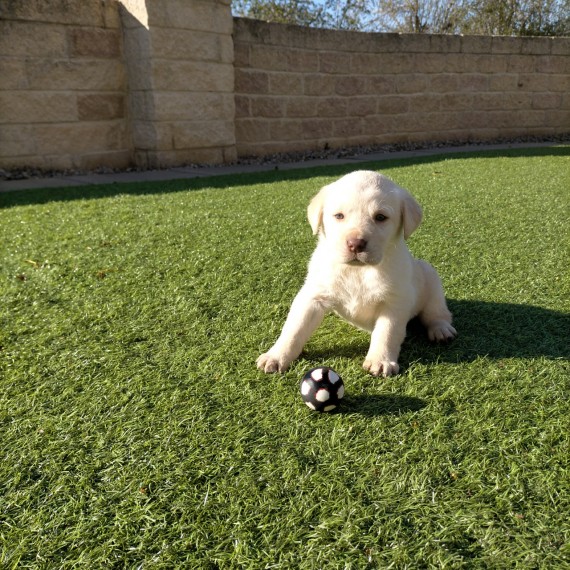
(363, 358), (400, 377)
(427, 321), (457, 342)
(256, 352), (291, 374)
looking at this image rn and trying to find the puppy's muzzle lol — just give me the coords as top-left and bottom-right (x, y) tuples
(347, 237), (367, 253)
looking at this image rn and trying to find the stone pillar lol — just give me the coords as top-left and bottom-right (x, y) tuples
(120, 0), (236, 168)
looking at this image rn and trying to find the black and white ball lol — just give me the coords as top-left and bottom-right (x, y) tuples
(300, 367), (344, 412)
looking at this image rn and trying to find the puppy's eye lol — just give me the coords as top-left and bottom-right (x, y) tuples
(334, 213), (345, 220)
(374, 213), (388, 222)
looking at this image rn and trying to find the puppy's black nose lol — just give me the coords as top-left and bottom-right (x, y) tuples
(347, 237), (367, 253)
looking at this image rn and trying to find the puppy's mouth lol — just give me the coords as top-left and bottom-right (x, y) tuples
(345, 252), (377, 265)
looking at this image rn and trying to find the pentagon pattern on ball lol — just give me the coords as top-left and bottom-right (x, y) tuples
(300, 366), (345, 412)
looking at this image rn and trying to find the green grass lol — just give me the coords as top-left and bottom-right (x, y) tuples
(1, 147), (569, 569)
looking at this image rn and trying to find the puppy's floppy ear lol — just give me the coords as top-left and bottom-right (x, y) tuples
(400, 189), (423, 239)
(307, 185), (328, 235)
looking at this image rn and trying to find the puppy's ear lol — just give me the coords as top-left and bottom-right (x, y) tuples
(401, 190), (423, 239)
(307, 186), (327, 235)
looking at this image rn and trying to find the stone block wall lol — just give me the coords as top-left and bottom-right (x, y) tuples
(234, 19), (570, 156)
(0, 0), (129, 170)
(0, 2), (568, 171)
(121, 0), (235, 168)
(0, 0), (235, 171)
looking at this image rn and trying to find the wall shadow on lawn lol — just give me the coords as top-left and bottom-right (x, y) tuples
(1, 146), (568, 209)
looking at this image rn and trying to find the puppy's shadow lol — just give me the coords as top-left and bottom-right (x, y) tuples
(341, 394), (426, 417)
(406, 299), (569, 362)
(308, 300), (569, 365)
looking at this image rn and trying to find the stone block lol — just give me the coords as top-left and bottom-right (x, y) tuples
(250, 44), (291, 71)
(551, 37), (570, 55)
(233, 43), (250, 68)
(531, 93), (562, 110)
(0, 91), (77, 124)
(0, 125), (36, 156)
(69, 28), (121, 58)
(375, 53), (415, 74)
(317, 98), (348, 118)
(507, 55), (537, 73)
(463, 54), (507, 73)
(440, 93), (473, 111)
(0, 21), (67, 58)
(235, 119), (270, 143)
(461, 35), (492, 54)
(350, 53), (383, 75)
(0, 60), (28, 89)
(26, 59), (125, 91)
(545, 110), (570, 128)
(377, 95), (409, 114)
(426, 73), (459, 93)
(152, 92), (234, 122)
(396, 74), (428, 94)
(492, 36), (522, 55)
(319, 52), (351, 74)
(269, 73), (303, 96)
(153, 28), (233, 64)
(145, 0), (233, 34)
(536, 56), (570, 75)
(332, 117), (362, 139)
(520, 37), (552, 55)
(251, 96), (286, 118)
(367, 75), (396, 95)
(488, 74), (518, 92)
(77, 94), (125, 121)
(288, 50), (319, 72)
(76, 150), (132, 171)
(152, 60), (234, 92)
(457, 73), (489, 92)
(301, 118), (333, 140)
(0, 0), (106, 26)
(351, 97), (378, 117)
(270, 119), (304, 141)
(173, 120), (235, 149)
(516, 74), (551, 92)
(413, 53), (447, 74)
(408, 94), (441, 112)
(33, 122), (129, 155)
(335, 76), (368, 96)
(304, 74), (336, 96)
(549, 75), (570, 93)
(235, 69), (269, 95)
(285, 97), (318, 118)
(235, 95), (251, 118)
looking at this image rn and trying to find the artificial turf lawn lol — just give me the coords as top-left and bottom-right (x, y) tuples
(1, 147), (569, 568)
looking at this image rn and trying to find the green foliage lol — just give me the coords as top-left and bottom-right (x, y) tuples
(232, 0), (570, 35)
(1, 147), (569, 567)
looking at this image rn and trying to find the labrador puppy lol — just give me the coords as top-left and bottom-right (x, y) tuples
(257, 170), (456, 377)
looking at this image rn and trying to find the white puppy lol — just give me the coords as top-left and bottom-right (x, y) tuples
(257, 170), (456, 377)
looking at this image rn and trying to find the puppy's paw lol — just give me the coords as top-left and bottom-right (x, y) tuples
(427, 321), (457, 343)
(363, 358), (400, 377)
(256, 352), (291, 374)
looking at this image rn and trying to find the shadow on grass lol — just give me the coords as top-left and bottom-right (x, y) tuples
(341, 394), (427, 417)
(1, 146), (568, 208)
(307, 299), (569, 366)
(425, 299), (569, 362)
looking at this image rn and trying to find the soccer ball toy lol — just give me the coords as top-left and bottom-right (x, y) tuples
(300, 367), (345, 412)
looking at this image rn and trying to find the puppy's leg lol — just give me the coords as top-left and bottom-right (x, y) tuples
(257, 288), (326, 373)
(418, 261), (457, 342)
(363, 313), (407, 377)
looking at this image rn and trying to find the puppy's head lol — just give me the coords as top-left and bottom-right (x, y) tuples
(307, 170), (422, 265)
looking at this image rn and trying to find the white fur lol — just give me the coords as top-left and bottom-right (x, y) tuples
(257, 170), (456, 377)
